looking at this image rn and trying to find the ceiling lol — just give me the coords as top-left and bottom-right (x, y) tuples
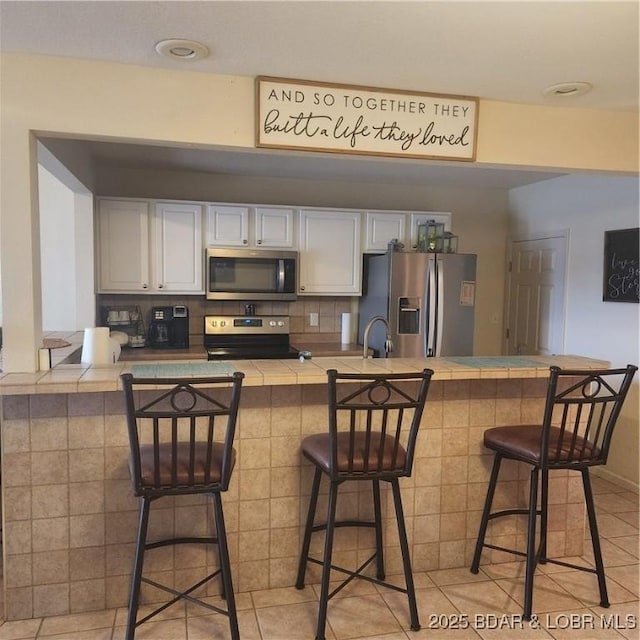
(3, 1), (638, 190)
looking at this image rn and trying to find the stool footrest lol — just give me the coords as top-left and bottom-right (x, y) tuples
(145, 535), (218, 550)
(487, 508), (541, 521)
(307, 554), (408, 600)
(138, 570), (226, 625)
(310, 519), (376, 534)
(481, 543), (528, 560)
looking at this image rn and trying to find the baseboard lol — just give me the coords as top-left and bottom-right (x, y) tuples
(592, 467), (640, 494)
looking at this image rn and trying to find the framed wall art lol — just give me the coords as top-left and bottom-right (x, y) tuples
(603, 227), (639, 303)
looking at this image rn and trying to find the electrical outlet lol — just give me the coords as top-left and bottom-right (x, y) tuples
(309, 312), (319, 327)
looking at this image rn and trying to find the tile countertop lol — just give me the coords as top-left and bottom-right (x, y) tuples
(0, 354), (610, 395)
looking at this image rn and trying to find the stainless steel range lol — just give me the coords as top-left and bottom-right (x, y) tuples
(204, 315), (300, 360)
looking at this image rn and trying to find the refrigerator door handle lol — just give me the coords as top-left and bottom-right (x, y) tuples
(435, 258), (444, 357)
(426, 260), (437, 356)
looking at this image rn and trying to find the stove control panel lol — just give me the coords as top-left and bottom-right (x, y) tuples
(205, 315), (290, 335)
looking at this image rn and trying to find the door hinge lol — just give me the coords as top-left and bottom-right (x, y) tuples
(505, 328), (510, 339)
(508, 261), (512, 272)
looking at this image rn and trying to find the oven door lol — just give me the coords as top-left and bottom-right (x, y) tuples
(206, 248), (297, 301)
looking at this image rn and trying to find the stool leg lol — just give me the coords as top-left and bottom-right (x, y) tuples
(582, 469), (609, 608)
(372, 479), (385, 580)
(539, 469), (549, 564)
(296, 467), (322, 589)
(391, 478), (420, 631)
(212, 492), (239, 640)
(126, 497), (151, 640)
(523, 467), (539, 620)
(471, 454), (502, 573)
(316, 480), (339, 640)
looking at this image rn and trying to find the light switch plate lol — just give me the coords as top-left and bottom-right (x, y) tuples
(309, 312), (319, 327)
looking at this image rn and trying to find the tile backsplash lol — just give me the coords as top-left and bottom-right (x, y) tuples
(96, 295), (357, 346)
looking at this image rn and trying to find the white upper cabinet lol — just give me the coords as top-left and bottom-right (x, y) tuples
(205, 205), (249, 246)
(152, 202), (203, 292)
(408, 212), (452, 250)
(205, 204), (295, 248)
(97, 199), (203, 294)
(363, 211), (406, 252)
(298, 209), (362, 295)
(97, 199), (150, 292)
(254, 206), (295, 248)
(363, 210), (452, 252)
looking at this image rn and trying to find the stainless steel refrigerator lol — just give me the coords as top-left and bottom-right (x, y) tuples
(358, 251), (477, 357)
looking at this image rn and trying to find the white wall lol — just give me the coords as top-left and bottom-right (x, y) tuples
(509, 174), (640, 487)
(38, 165), (95, 331)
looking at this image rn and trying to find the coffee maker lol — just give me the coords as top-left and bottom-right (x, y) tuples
(148, 306), (189, 348)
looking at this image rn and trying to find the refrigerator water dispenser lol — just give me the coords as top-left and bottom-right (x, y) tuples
(398, 297), (420, 334)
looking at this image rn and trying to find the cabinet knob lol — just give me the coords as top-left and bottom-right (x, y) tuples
(142, 283), (148, 289)
(300, 285), (305, 291)
(158, 283), (164, 289)
(257, 239), (262, 245)
(242, 239), (248, 245)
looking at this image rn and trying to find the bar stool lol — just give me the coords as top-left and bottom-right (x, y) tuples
(120, 372), (244, 640)
(471, 365), (637, 619)
(296, 368), (434, 640)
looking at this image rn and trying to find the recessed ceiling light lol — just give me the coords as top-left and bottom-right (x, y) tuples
(543, 82), (593, 98)
(155, 39), (209, 61)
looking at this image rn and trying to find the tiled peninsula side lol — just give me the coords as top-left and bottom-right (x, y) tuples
(0, 355), (607, 620)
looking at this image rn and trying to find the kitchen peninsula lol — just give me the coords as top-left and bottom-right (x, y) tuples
(0, 354), (607, 620)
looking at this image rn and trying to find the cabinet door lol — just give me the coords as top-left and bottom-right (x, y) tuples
(363, 211), (406, 252)
(254, 206), (295, 248)
(409, 212), (452, 250)
(153, 202), (203, 292)
(97, 199), (150, 292)
(299, 210), (361, 295)
(205, 205), (249, 246)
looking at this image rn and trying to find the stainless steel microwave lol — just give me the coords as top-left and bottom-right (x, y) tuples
(206, 248), (298, 301)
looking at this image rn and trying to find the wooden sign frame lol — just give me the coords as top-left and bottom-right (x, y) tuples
(256, 76), (478, 162)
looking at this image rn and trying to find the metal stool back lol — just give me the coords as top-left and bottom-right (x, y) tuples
(296, 368), (434, 640)
(121, 372), (244, 639)
(471, 364), (637, 619)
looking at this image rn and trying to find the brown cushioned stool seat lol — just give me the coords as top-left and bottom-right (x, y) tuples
(471, 365), (636, 620)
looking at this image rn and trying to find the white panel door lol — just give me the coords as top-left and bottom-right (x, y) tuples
(363, 211), (405, 252)
(205, 205), (249, 246)
(97, 199), (149, 292)
(298, 209), (361, 295)
(153, 202), (203, 292)
(506, 235), (567, 355)
(254, 206), (295, 248)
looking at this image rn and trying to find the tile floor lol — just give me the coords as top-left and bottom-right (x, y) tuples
(0, 475), (637, 640)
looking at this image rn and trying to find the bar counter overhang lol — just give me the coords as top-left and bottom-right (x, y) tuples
(0, 354), (608, 620)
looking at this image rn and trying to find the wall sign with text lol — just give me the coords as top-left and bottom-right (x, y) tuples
(603, 227), (639, 303)
(256, 77), (478, 161)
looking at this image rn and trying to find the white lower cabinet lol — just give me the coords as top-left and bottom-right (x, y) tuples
(97, 199), (203, 294)
(298, 209), (361, 295)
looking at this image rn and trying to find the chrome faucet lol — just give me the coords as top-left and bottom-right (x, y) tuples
(362, 316), (394, 359)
